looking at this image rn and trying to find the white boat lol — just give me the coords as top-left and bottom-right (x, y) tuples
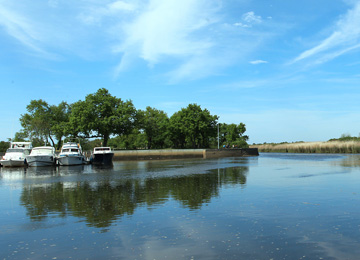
(91, 147), (114, 165)
(57, 142), (85, 166)
(0, 142), (32, 167)
(26, 146), (56, 167)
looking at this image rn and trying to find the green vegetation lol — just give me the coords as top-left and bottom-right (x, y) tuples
(251, 134), (360, 154)
(0, 141), (10, 153)
(10, 88), (249, 150)
(19, 99), (70, 149)
(328, 133), (360, 142)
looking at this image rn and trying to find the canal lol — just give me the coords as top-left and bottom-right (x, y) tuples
(1, 153), (360, 259)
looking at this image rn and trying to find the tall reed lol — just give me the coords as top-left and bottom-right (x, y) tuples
(251, 141), (360, 154)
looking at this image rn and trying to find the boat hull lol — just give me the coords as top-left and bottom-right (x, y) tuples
(91, 153), (114, 165)
(0, 159), (26, 167)
(26, 156), (56, 167)
(57, 155), (85, 166)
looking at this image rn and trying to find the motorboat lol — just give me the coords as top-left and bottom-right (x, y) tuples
(57, 142), (85, 166)
(0, 142), (32, 167)
(26, 146), (56, 167)
(91, 147), (114, 165)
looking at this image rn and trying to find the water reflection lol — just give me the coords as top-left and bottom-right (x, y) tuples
(17, 161), (249, 228)
(3, 155), (360, 259)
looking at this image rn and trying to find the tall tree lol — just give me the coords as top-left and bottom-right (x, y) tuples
(219, 123), (249, 148)
(138, 107), (169, 149)
(19, 100), (70, 148)
(169, 104), (218, 148)
(50, 102), (71, 149)
(67, 88), (137, 146)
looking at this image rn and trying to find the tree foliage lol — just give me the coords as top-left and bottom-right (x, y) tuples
(19, 100), (70, 149)
(67, 88), (137, 146)
(169, 104), (218, 148)
(0, 141), (10, 153)
(138, 107), (169, 149)
(12, 89), (249, 150)
(219, 123), (249, 148)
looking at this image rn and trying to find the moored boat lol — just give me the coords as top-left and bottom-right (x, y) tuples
(26, 146), (56, 167)
(57, 142), (85, 166)
(0, 142), (32, 167)
(91, 147), (114, 165)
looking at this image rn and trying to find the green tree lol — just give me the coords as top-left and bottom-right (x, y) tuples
(109, 129), (147, 149)
(19, 100), (70, 148)
(169, 104), (218, 148)
(67, 88), (137, 146)
(219, 123), (249, 148)
(138, 107), (169, 149)
(0, 141), (10, 153)
(50, 102), (71, 149)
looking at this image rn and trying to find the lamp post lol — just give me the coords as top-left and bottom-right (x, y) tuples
(217, 124), (219, 149)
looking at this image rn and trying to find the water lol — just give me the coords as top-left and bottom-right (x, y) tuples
(1, 153), (360, 259)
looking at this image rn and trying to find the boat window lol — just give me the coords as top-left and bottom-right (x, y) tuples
(6, 148), (24, 153)
(31, 148), (54, 155)
(71, 149), (79, 152)
(62, 149), (70, 153)
(95, 148), (110, 151)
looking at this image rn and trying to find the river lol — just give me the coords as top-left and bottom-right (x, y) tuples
(1, 153), (360, 259)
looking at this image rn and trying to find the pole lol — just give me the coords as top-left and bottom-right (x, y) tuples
(217, 124), (219, 149)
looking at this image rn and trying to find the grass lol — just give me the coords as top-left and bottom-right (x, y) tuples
(250, 141), (360, 154)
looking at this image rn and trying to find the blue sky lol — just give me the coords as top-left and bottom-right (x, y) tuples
(1, 0), (360, 144)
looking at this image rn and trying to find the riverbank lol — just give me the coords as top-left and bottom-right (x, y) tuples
(113, 148), (259, 160)
(251, 141), (360, 153)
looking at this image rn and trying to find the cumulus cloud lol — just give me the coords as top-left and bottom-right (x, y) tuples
(293, 1), (360, 64)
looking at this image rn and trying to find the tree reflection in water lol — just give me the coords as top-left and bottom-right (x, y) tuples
(20, 165), (249, 228)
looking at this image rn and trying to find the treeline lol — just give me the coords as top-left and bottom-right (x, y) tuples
(8, 88), (249, 151)
(328, 133), (360, 142)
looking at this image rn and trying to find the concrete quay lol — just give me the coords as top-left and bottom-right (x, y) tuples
(113, 148), (259, 161)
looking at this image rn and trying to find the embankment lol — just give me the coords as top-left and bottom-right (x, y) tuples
(113, 148), (259, 161)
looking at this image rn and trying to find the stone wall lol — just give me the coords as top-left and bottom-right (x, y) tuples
(113, 148), (258, 161)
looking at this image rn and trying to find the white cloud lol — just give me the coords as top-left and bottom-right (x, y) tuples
(0, 1), (274, 82)
(113, 3), (272, 82)
(0, 3), (50, 56)
(293, 1), (360, 64)
(250, 59), (268, 64)
(242, 11), (262, 24)
(115, 0), (217, 61)
(108, 1), (136, 12)
(234, 11), (262, 28)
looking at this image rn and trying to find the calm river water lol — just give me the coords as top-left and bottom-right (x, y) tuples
(1, 153), (360, 260)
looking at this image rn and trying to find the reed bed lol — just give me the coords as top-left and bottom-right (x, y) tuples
(251, 141), (360, 154)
